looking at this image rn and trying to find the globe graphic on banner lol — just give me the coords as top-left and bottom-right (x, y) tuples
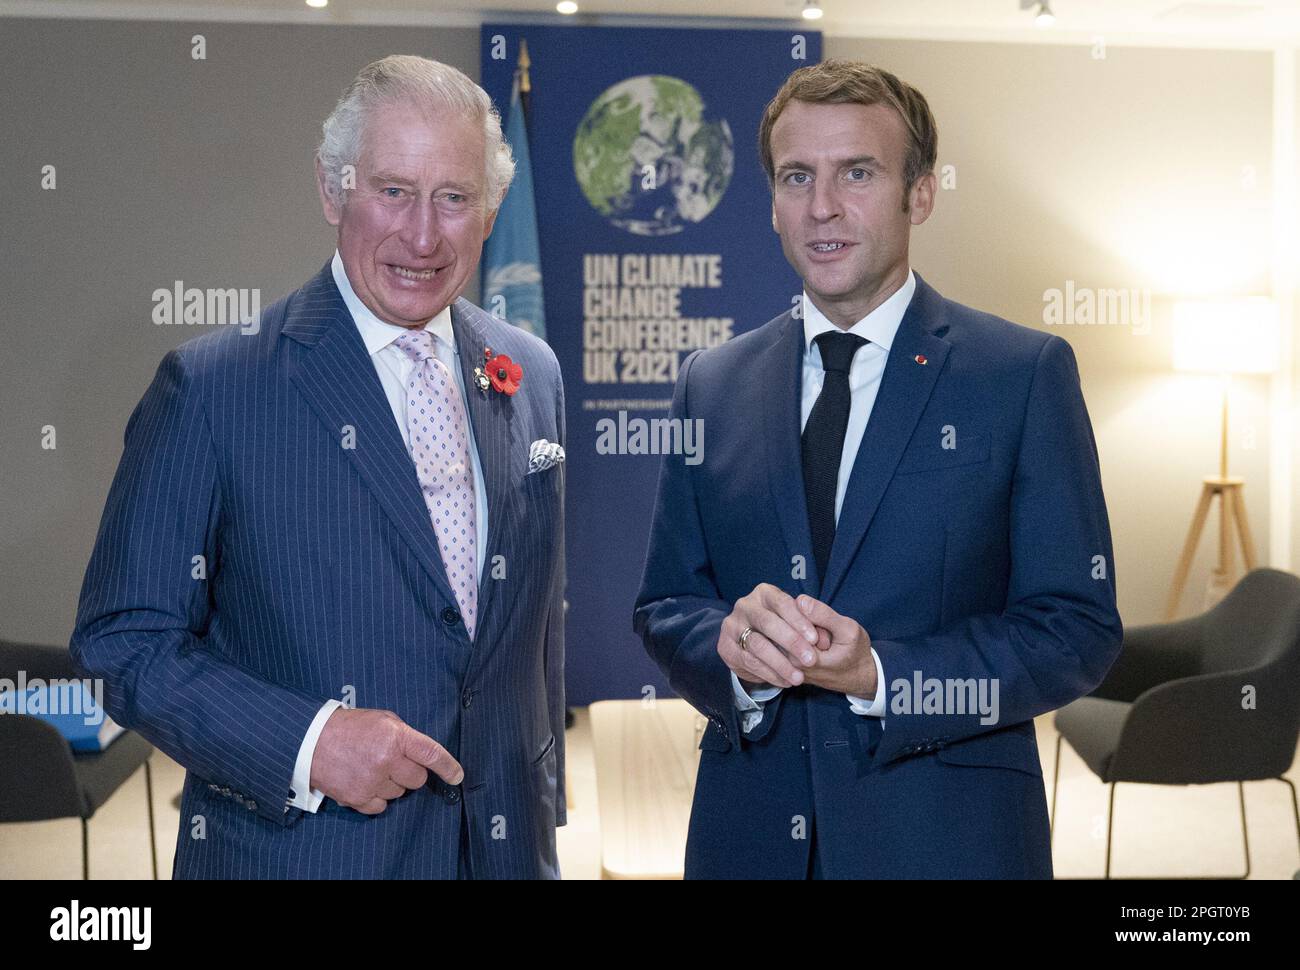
(573, 75), (734, 236)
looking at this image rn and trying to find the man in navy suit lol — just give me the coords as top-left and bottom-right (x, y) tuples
(634, 60), (1123, 878)
(71, 56), (567, 878)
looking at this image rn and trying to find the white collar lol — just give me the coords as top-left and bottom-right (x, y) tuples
(801, 268), (916, 356)
(331, 250), (455, 358)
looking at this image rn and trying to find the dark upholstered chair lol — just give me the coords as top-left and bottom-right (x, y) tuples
(1051, 568), (1300, 878)
(0, 638), (157, 879)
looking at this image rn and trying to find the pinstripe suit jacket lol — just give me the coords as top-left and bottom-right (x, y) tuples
(70, 263), (567, 879)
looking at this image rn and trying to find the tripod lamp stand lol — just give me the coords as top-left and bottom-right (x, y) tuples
(1164, 297), (1278, 620)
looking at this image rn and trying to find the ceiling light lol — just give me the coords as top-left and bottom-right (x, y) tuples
(557, 1), (578, 13)
(802, 1), (824, 21)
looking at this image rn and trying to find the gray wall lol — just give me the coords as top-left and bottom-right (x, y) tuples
(0, 18), (477, 644)
(0, 16), (1289, 646)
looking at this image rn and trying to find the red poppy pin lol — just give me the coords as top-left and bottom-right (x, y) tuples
(474, 346), (523, 396)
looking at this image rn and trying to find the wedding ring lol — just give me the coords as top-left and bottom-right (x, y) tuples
(738, 626), (754, 651)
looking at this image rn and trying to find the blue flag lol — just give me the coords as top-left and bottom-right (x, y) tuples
(483, 77), (546, 340)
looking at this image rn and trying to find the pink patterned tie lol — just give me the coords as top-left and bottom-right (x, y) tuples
(392, 330), (478, 639)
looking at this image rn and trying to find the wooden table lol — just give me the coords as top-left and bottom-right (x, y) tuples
(589, 699), (704, 879)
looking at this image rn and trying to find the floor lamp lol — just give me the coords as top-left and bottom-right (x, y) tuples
(1164, 297), (1278, 620)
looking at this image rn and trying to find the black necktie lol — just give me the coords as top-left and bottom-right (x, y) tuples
(802, 331), (868, 583)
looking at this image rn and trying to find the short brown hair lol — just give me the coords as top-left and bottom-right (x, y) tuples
(758, 59), (938, 207)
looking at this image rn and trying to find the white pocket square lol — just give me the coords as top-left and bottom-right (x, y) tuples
(527, 439), (565, 474)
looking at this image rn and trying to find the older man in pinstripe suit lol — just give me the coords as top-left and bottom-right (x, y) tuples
(70, 56), (567, 879)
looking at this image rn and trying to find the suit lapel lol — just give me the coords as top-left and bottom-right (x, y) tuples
(450, 299), (522, 634)
(759, 311), (820, 596)
(282, 264), (463, 615)
(819, 273), (951, 604)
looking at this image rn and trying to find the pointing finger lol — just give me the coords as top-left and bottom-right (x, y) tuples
(401, 727), (465, 785)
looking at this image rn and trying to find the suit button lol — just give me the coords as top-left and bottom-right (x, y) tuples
(462, 689), (474, 709)
(442, 607), (461, 626)
(247, 801), (257, 812)
(445, 788), (461, 804)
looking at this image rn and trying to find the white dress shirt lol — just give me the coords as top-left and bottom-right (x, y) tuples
(731, 269), (917, 735)
(285, 252), (490, 812)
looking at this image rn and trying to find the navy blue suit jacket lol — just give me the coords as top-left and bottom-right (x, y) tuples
(634, 273), (1122, 878)
(71, 264), (567, 879)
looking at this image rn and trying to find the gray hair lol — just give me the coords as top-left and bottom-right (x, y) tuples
(317, 55), (515, 211)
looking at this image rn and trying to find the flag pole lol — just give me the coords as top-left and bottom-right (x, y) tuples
(517, 38), (532, 122)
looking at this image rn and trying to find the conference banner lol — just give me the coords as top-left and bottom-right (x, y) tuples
(481, 25), (822, 703)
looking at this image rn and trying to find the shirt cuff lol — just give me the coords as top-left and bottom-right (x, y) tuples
(288, 699), (344, 812)
(845, 648), (886, 717)
(730, 671), (781, 734)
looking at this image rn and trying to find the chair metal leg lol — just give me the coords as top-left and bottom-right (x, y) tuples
(144, 758), (159, 880)
(1278, 776), (1300, 877)
(1049, 733), (1062, 847)
(1104, 782), (1115, 879)
(81, 817), (89, 880)
(1237, 781), (1251, 879)
(1102, 779), (1251, 879)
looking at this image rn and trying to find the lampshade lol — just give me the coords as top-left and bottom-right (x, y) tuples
(1172, 297), (1279, 375)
